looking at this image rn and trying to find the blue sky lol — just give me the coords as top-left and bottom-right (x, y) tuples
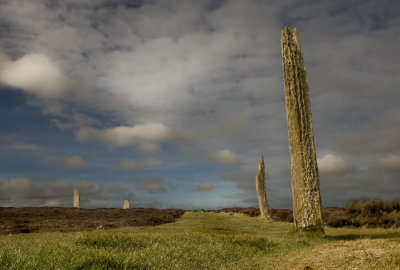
(0, 0), (399, 209)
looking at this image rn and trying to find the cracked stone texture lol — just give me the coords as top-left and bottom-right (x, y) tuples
(281, 27), (323, 230)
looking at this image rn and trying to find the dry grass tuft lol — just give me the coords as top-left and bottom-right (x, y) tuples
(347, 200), (400, 228)
(264, 239), (400, 270)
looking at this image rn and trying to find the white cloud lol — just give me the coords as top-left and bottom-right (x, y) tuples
(0, 53), (69, 98)
(101, 31), (239, 110)
(62, 155), (89, 170)
(116, 159), (164, 171)
(0, 135), (42, 153)
(211, 149), (240, 165)
(196, 182), (214, 192)
(376, 155), (400, 172)
(317, 154), (355, 175)
(1, 0), (400, 209)
(137, 143), (161, 154)
(75, 123), (171, 148)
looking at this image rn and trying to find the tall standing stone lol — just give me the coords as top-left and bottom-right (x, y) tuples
(73, 188), (80, 208)
(255, 156), (269, 218)
(123, 200), (130, 209)
(280, 27), (323, 231)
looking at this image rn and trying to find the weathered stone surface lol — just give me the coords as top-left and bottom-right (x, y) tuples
(281, 27), (323, 231)
(255, 155), (269, 218)
(73, 188), (80, 208)
(123, 200), (130, 209)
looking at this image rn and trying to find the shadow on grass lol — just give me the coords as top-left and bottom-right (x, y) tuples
(326, 231), (400, 241)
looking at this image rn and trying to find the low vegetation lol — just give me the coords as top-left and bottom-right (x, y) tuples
(0, 207), (184, 234)
(216, 200), (400, 228)
(1, 211), (399, 269)
(2, 200), (398, 236)
(346, 200), (400, 228)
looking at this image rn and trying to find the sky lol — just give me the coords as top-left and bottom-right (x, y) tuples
(0, 0), (399, 209)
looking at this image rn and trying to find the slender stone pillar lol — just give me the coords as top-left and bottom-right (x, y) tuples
(123, 200), (130, 209)
(73, 188), (80, 208)
(255, 155), (269, 218)
(280, 27), (323, 231)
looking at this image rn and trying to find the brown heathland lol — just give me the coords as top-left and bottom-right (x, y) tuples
(0, 207), (184, 235)
(1, 200), (399, 235)
(214, 200), (400, 228)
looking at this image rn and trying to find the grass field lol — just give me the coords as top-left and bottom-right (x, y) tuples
(1, 212), (399, 269)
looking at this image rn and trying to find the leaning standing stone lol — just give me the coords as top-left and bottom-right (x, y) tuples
(281, 27), (324, 231)
(256, 156), (269, 218)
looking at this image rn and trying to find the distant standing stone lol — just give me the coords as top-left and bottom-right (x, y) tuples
(123, 200), (130, 209)
(73, 188), (80, 208)
(256, 155), (269, 219)
(281, 27), (323, 231)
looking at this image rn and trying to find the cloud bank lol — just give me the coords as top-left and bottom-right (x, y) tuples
(0, 53), (69, 98)
(0, 178), (105, 207)
(61, 155), (89, 170)
(116, 159), (164, 171)
(211, 149), (240, 165)
(318, 154), (356, 176)
(0, 0), (399, 209)
(376, 155), (400, 172)
(76, 123), (171, 148)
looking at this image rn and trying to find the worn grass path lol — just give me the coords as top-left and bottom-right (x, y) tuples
(1, 211), (399, 269)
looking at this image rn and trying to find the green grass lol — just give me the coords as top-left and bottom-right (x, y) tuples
(1, 212), (400, 269)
